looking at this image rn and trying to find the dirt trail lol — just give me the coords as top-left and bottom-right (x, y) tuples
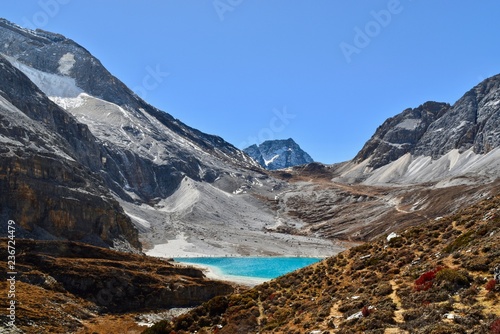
(389, 280), (405, 324)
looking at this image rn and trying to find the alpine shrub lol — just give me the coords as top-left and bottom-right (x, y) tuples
(486, 279), (496, 292)
(491, 318), (500, 334)
(414, 267), (444, 291)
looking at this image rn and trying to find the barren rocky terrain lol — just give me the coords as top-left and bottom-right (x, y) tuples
(271, 165), (500, 242)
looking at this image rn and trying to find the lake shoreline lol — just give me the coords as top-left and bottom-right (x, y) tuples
(178, 261), (269, 287)
(172, 257), (323, 287)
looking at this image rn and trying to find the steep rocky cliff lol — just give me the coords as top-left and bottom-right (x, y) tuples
(353, 101), (450, 169)
(0, 18), (261, 203)
(415, 74), (500, 157)
(0, 19), (289, 255)
(0, 55), (140, 249)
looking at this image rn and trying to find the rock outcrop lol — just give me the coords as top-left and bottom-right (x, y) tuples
(14, 239), (233, 312)
(0, 55), (140, 249)
(0, 239), (234, 332)
(354, 74), (500, 170)
(354, 101), (450, 169)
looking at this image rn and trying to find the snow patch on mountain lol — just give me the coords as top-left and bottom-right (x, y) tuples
(49, 94), (86, 109)
(244, 138), (314, 170)
(4, 55), (83, 98)
(264, 154), (280, 166)
(0, 94), (76, 161)
(396, 118), (421, 130)
(58, 52), (76, 75)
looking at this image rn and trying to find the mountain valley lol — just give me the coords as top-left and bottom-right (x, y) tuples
(0, 18), (499, 333)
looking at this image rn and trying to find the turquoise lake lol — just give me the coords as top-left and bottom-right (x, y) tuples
(174, 257), (322, 280)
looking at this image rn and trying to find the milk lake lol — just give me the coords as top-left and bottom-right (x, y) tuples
(174, 257), (322, 281)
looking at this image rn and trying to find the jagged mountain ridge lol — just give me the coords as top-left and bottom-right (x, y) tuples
(0, 18), (244, 161)
(354, 74), (500, 169)
(337, 74), (500, 185)
(0, 18), (264, 249)
(266, 74), (500, 243)
(0, 18), (261, 202)
(0, 19), (338, 257)
(353, 101), (451, 169)
(244, 138), (314, 170)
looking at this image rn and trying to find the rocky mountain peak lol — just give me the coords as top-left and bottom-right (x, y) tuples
(0, 18), (262, 201)
(353, 101), (451, 169)
(353, 73), (500, 171)
(244, 138), (314, 170)
(414, 73), (500, 158)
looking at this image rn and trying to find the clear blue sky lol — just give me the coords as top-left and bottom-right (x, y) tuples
(3, 1), (500, 163)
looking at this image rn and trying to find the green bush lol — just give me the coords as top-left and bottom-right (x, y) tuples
(443, 231), (474, 253)
(435, 268), (470, 292)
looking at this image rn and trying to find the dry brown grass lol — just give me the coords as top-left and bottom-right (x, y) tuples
(76, 313), (148, 334)
(0, 239), (233, 333)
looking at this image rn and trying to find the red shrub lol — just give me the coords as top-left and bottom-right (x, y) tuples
(486, 279), (496, 292)
(414, 266), (444, 291)
(361, 306), (372, 317)
(491, 318), (500, 334)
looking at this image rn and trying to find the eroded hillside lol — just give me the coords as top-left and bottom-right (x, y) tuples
(0, 240), (234, 333)
(270, 164), (499, 243)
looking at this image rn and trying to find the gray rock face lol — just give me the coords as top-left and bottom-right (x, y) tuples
(354, 102), (450, 169)
(354, 74), (500, 169)
(0, 55), (141, 250)
(415, 75), (500, 157)
(0, 19), (268, 250)
(244, 138), (314, 170)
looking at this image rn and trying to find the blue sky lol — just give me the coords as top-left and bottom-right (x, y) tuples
(3, 1), (500, 163)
